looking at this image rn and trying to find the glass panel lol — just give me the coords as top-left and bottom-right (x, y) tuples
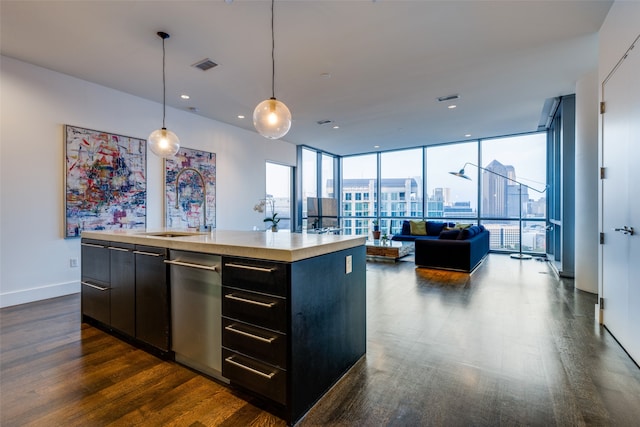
(480, 133), (547, 219)
(380, 148), (423, 219)
(321, 154), (335, 198)
(480, 133), (547, 253)
(301, 148), (317, 229)
(522, 220), (546, 254)
(426, 142), (478, 219)
(342, 154), (377, 236)
(482, 220), (520, 251)
(265, 162), (292, 231)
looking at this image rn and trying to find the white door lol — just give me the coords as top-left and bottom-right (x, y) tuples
(601, 39), (640, 364)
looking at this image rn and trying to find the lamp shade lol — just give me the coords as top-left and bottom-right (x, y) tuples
(148, 127), (180, 158)
(253, 97), (291, 139)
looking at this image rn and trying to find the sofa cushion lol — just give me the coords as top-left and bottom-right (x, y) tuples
(426, 221), (446, 236)
(454, 223), (473, 230)
(439, 229), (461, 240)
(457, 225), (482, 240)
(392, 234), (417, 242)
(401, 220), (411, 235)
(409, 220), (427, 235)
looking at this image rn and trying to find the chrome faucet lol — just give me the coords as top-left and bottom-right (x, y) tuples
(175, 167), (209, 231)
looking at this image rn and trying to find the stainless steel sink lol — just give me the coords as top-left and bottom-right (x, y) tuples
(141, 231), (205, 238)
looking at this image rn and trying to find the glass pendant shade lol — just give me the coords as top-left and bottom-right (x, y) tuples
(253, 97), (292, 139)
(148, 127), (180, 158)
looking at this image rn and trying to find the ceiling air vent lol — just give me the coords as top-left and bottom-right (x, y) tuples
(317, 120), (333, 125)
(192, 59), (218, 71)
(437, 94), (460, 102)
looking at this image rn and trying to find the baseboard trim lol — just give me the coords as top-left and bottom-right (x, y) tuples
(0, 281), (80, 308)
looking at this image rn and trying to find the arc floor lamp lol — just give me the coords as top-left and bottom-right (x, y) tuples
(450, 162), (548, 260)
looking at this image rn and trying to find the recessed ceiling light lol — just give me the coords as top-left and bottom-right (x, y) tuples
(465, 133), (472, 137)
(333, 125), (339, 129)
(181, 94), (190, 100)
(320, 73), (331, 79)
(238, 115), (245, 119)
(448, 105), (457, 109)
(374, 145), (380, 148)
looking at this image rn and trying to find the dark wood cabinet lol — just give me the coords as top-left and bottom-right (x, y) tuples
(222, 246), (366, 425)
(134, 245), (169, 352)
(222, 256), (289, 405)
(109, 242), (135, 336)
(80, 239), (110, 325)
(81, 239), (170, 355)
(81, 234), (366, 425)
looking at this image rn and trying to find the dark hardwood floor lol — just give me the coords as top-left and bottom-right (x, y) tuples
(2, 254), (640, 426)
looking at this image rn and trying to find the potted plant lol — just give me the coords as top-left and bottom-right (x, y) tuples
(372, 220), (381, 240)
(381, 232), (389, 246)
(254, 196), (281, 232)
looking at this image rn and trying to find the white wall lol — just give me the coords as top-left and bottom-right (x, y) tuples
(599, 2), (640, 82)
(574, 70), (599, 294)
(0, 56), (296, 307)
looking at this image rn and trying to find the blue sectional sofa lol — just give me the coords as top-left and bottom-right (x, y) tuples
(392, 220), (490, 272)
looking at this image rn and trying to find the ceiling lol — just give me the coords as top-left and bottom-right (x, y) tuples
(0, 0), (612, 156)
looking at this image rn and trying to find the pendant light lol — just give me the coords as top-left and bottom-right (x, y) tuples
(148, 31), (180, 158)
(253, 0), (291, 140)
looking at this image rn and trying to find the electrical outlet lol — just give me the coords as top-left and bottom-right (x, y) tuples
(70, 258), (79, 268)
(345, 255), (352, 274)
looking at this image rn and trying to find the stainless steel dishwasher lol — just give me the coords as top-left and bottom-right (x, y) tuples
(166, 250), (226, 382)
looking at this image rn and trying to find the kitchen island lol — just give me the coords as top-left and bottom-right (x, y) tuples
(80, 229), (366, 425)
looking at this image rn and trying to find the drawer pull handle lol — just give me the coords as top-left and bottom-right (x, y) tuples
(81, 281), (109, 291)
(225, 325), (276, 343)
(108, 246), (130, 252)
(81, 242), (105, 248)
(225, 356), (275, 379)
(225, 263), (275, 273)
(164, 259), (217, 271)
(133, 250), (163, 257)
(225, 294), (276, 308)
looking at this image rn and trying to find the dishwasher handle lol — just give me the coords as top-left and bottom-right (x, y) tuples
(164, 259), (218, 271)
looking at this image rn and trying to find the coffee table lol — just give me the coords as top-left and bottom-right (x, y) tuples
(365, 240), (412, 261)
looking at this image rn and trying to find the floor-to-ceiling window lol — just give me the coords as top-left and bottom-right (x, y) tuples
(425, 141), (478, 222)
(300, 148), (317, 230)
(342, 154), (377, 236)
(379, 148), (423, 235)
(298, 146), (339, 231)
(265, 162), (293, 231)
(300, 130), (547, 254)
(480, 133), (547, 253)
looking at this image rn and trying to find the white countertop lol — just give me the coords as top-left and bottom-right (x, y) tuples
(81, 229), (366, 262)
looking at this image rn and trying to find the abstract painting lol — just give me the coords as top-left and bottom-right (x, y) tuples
(65, 125), (146, 238)
(164, 147), (216, 229)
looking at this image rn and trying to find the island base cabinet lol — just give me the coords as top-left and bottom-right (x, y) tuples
(222, 246), (366, 425)
(81, 239), (111, 326)
(135, 246), (169, 352)
(109, 243), (135, 337)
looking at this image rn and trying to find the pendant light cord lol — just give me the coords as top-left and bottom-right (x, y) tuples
(162, 35), (167, 129)
(271, 0), (275, 99)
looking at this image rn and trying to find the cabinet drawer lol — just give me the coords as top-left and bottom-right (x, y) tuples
(222, 349), (286, 405)
(222, 257), (288, 297)
(81, 281), (110, 325)
(81, 239), (110, 284)
(222, 287), (286, 333)
(222, 318), (286, 368)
